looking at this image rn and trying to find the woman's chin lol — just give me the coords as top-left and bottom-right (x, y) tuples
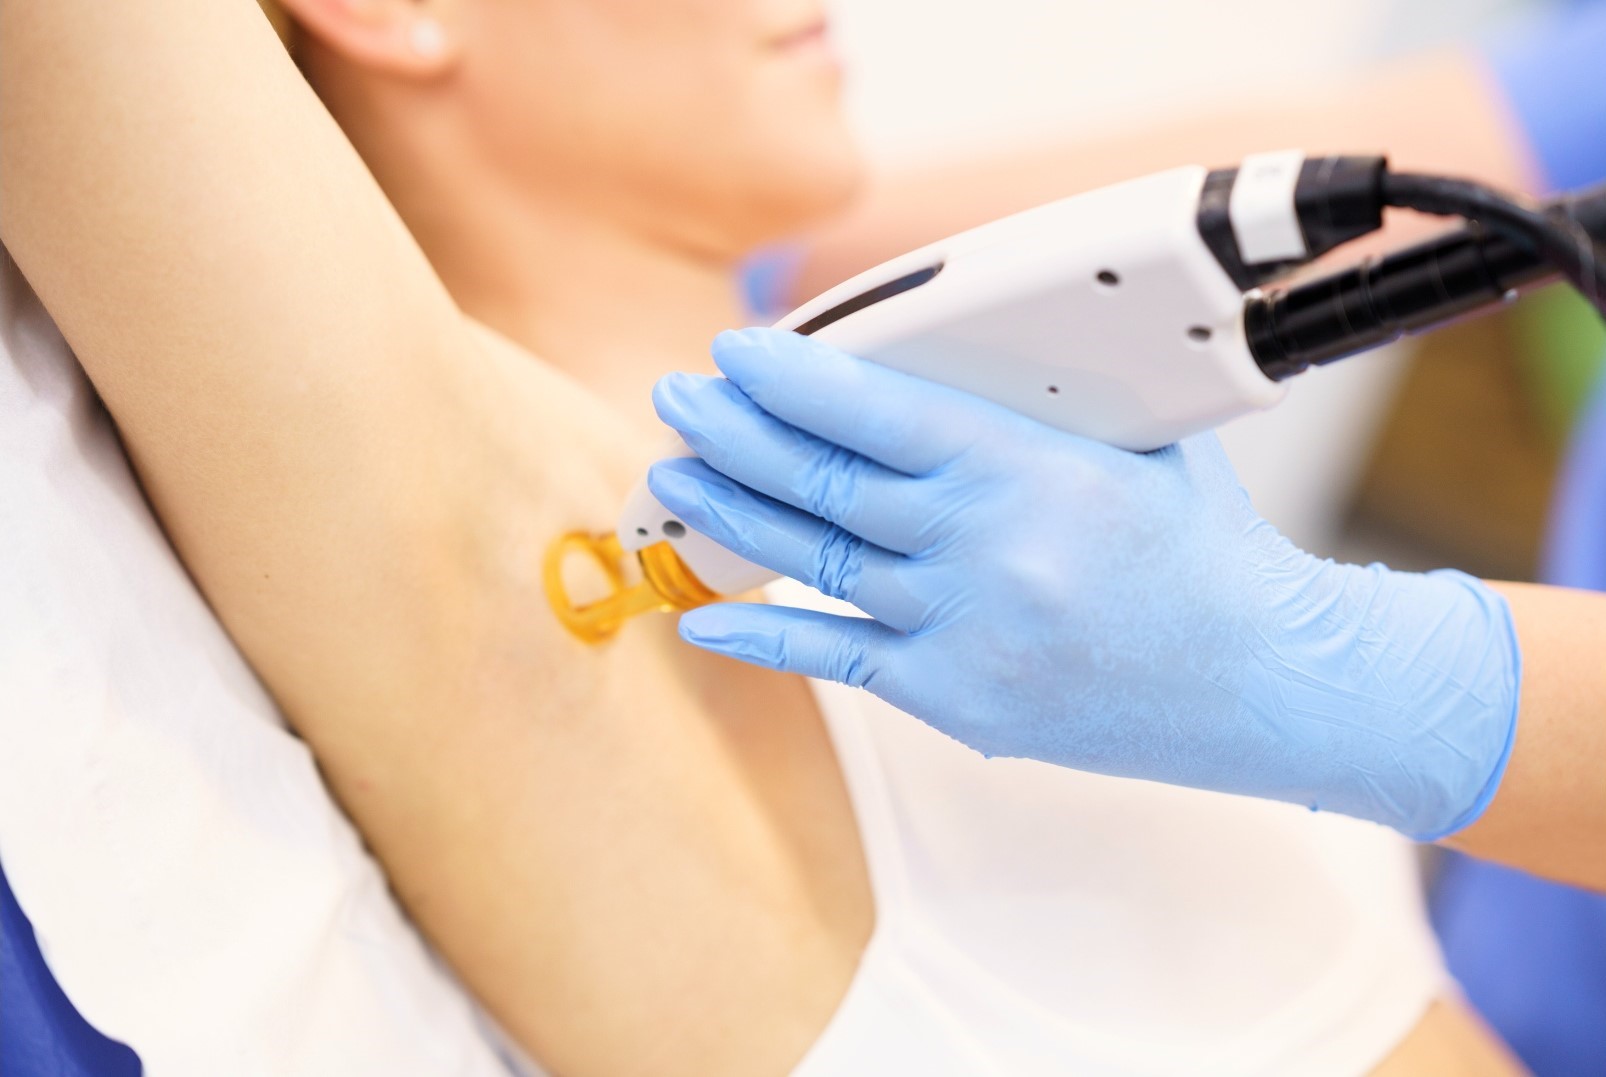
(745, 141), (867, 244)
(794, 152), (867, 227)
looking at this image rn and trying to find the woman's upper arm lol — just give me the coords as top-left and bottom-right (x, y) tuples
(0, 0), (511, 718)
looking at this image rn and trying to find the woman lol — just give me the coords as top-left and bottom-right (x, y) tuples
(1, 0), (1528, 1071)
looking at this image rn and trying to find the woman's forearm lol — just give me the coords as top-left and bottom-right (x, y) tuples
(796, 50), (1536, 299)
(1445, 582), (1606, 891)
(0, 0), (494, 713)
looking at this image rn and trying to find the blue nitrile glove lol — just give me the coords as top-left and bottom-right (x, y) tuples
(647, 328), (1522, 841)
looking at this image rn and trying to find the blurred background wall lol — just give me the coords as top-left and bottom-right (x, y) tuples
(829, 0), (1582, 574)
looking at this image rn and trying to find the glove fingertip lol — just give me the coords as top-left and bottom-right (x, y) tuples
(645, 462), (700, 520)
(710, 328), (777, 387)
(678, 605), (796, 671)
(712, 326), (766, 352)
(678, 603), (761, 646)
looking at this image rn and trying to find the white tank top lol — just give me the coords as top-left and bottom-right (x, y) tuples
(776, 581), (1447, 1076)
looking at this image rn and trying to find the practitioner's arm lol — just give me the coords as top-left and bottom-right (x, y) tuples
(795, 51), (1534, 299)
(647, 329), (1606, 893)
(1, 5), (856, 1074)
(1447, 583), (1606, 889)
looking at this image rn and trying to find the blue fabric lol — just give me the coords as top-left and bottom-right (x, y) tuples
(1435, 856), (1606, 1076)
(1436, 24), (1606, 1075)
(1433, 367), (1606, 1076)
(737, 245), (805, 321)
(1544, 362), (1606, 589)
(1485, 1), (1606, 192)
(1, 857), (141, 1076)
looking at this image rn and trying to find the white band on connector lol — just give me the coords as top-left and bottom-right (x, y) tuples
(1229, 150), (1309, 265)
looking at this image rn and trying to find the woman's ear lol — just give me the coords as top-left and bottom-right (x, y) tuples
(274, 0), (461, 78)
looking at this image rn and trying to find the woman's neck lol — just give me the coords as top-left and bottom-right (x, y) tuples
(404, 178), (751, 432)
(302, 55), (756, 433)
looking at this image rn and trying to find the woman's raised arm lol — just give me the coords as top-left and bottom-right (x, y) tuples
(1, 6), (864, 1074)
(2, 0), (545, 716)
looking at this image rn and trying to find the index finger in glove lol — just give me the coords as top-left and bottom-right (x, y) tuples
(710, 327), (1030, 476)
(653, 372), (941, 556)
(649, 456), (933, 633)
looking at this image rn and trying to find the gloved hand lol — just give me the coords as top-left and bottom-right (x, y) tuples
(648, 328), (1522, 841)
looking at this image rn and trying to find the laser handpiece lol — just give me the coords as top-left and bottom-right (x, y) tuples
(546, 152), (1606, 643)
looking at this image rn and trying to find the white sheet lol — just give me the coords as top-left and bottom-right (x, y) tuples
(0, 248), (523, 1075)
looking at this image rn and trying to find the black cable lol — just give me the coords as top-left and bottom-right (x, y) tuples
(1379, 172), (1606, 311)
(1245, 223), (1553, 380)
(1242, 162), (1606, 380)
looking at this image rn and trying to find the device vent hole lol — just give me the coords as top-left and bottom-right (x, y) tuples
(1096, 270), (1121, 288)
(1187, 326), (1213, 344)
(1047, 385), (1060, 395)
(662, 520), (687, 539)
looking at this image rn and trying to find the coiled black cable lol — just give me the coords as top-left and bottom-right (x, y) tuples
(1380, 172), (1606, 312)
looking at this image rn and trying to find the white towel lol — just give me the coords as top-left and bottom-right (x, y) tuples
(0, 248), (526, 1076)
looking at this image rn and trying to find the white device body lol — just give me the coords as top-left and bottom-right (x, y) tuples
(620, 165), (1287, 595)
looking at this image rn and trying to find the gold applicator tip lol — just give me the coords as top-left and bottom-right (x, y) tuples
(544, 531), (722, 644)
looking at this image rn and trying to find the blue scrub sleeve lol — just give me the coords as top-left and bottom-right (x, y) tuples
(1485, 2), (1606, 192)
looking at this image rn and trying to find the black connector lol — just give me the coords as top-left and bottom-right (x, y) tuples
(1246, 177), (1606, 381)
(1197, 154), (1387, 289)
(1196, 169), (1259, 289)
(1202, 153), (1606, 381)
(1245, 224), (1552, 381)
(1293, 155), (1387, 261)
